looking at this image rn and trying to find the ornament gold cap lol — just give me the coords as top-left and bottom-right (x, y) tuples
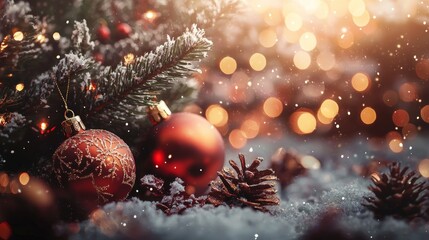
(148, 100), (172, 124)
(61, 109), (86, 138)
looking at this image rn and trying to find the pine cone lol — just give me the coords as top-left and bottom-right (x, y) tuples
(156, 178), (206, 215)
(141, 175), (205, 215)
(207, 153), (280, 212)
(270, 148), (307, 190)
(362, 162), (428, 221)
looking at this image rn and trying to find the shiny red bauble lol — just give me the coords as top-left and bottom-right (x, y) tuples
(141, 112), (225, 194)
(116, 23), (132, 39)
(97, 24), (111, 43)
(53, 129), (136, 211)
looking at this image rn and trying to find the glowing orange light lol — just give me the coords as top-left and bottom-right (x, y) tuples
(0, 173), (9, 188)
(293, 51), (311, 70)
(13, 31), (24, 41)
(35, 34), (47, 43)
(88, 82), (96, 91)
(399, 83), (417, 102)
(299, 32), (317, 51)
(360, 107), (377, 125)
(9, 180), (19, 194)
(351, 73), (370, 92)
(392, 109), (409, 127)
(291, 110), (317, 134)
(249, 53), (267, 71)
(52, 32), (61, 41)
(0, 115), (5, 126)
(263, 97), (283, 118)
(15, 83), (24, 91)
(143, 10), (160, 23)
(259, 28), (277, 48)
(320, 99), (339, 119)
(229, 129), (247, 149)
(402, 123), (417, 138)
(40, 121), (48, 131)
(418, 159), (429, 178)
(420, 105), (429, 123)
(205, 104), (228, 127)
(240, 119), (260, 139)
(284, 13), (303, 32)
(415, 59), (429, 80)
(317, 51), (336, 71)
(219, 56), (237, 75)
(19, 172), (30, 186)
(337, 31), (354, 49)
(389, 139), (403, 153)
(123, 53), (135, 65)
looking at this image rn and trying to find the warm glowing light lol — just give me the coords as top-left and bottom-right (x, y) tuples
(360, 107), (377, 125)
(299, 32), (317, 51)
(9, 180), (19, 194)
(416, 59), (429, 80)
(39, 121), (48, 134)
(35, 34), (47, 43)
(52, 32), (61, 41)
(123, 53), (135, 65)
(389, 139), (403, 153)
(300, 155), (321, 169)
(19, 172), (30, 186)
(337, 31), (354, 49)
(259, 28), (277, 48)
(88, 82), (96, 91)
(329, 0), (349, 17)
(219, 56), (237, 75)
(383, 90), (399, 107)
(399, 83), (417, 102)
(348, 0), (366, 17)
(240, 119), (260, 139)
(315, 1), (329, 19)
(353, 10), (370, 27)
(351, 73), (370, 92)
(418, 159), (429, 178)
(205, 104), (228, 127)
(15, 83), (24, 91)
(229, 129), (247, 149)
(420, 105), (429, 123)
(143, 10), (160, 23)
(293, 51), (311, 70)
(320, 99), (339, 119)
(0, 173), (9, 188)
(249, 53), (267, 71)
(263, 97), (283, 118)
(13, 31), (24, 41)
(291, 110), (317, 134)
(316, 51), (336, 71)
(317, 109), (334, 125)
(0, 36), (9, 51)
(392, 109), (409, 127)
(0, 115), (6, 126)
(285, 13), (303, 32)
(402, 123), (417, 138)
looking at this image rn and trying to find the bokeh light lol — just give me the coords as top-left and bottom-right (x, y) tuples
(348, 0), (366, 17)
(392, 109), (409, 127)
(15, 83), (24, 91)
(13, 31), (24, 41)
(351, 73), (370, 92)
(263, 97), (283, 118)
(229, 129), (247, 149)
(205, 104), (228, 127)
(249, 53), (267, 71)
(300, 155), (321, 169)
(293, 51), (311, 70)
(319, 99), (339, 119)
(52, 32), (61, 41)
(388, 139), (403, 153)
(418, 159), (429, 178)
(316, 51), (336, 71)
(219, 56), (237, 75)
(259, 28), (277, 48)
(284, 12), (303, 31)
(360, 107), (377, 125)
(291, 110), (317, 134)
(399, 83), (417, 102)
(415, 59), (429, 80)
(299, 32), (317, 51)
(240, 119), (260, 139)
(420, 105), (429, 123)
(352, 10), (370, 27)
(19, 172), (30, 185)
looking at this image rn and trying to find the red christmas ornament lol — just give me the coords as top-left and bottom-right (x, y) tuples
(141, 101), (225, 195)
(52, 113), (136, 212)
(97, 24), (110, 43)
(116, 23), (132, 39)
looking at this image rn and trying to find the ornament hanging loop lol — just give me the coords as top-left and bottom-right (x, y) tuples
(64, 109), (75, 119)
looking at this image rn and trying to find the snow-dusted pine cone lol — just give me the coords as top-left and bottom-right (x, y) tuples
(270, 148), (306, 190)
(362, 162), (428, 221)
(141, 175), (205, 215)
(207, 153), (280, 212)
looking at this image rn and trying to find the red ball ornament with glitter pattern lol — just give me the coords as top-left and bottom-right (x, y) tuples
(141, 101), (225, 195)
(52, 111), (136, 212)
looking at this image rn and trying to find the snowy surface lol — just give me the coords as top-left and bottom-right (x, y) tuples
(70, 135), (429, 240)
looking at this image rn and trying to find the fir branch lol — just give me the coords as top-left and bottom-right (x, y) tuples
(87, 25), (212, 125)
